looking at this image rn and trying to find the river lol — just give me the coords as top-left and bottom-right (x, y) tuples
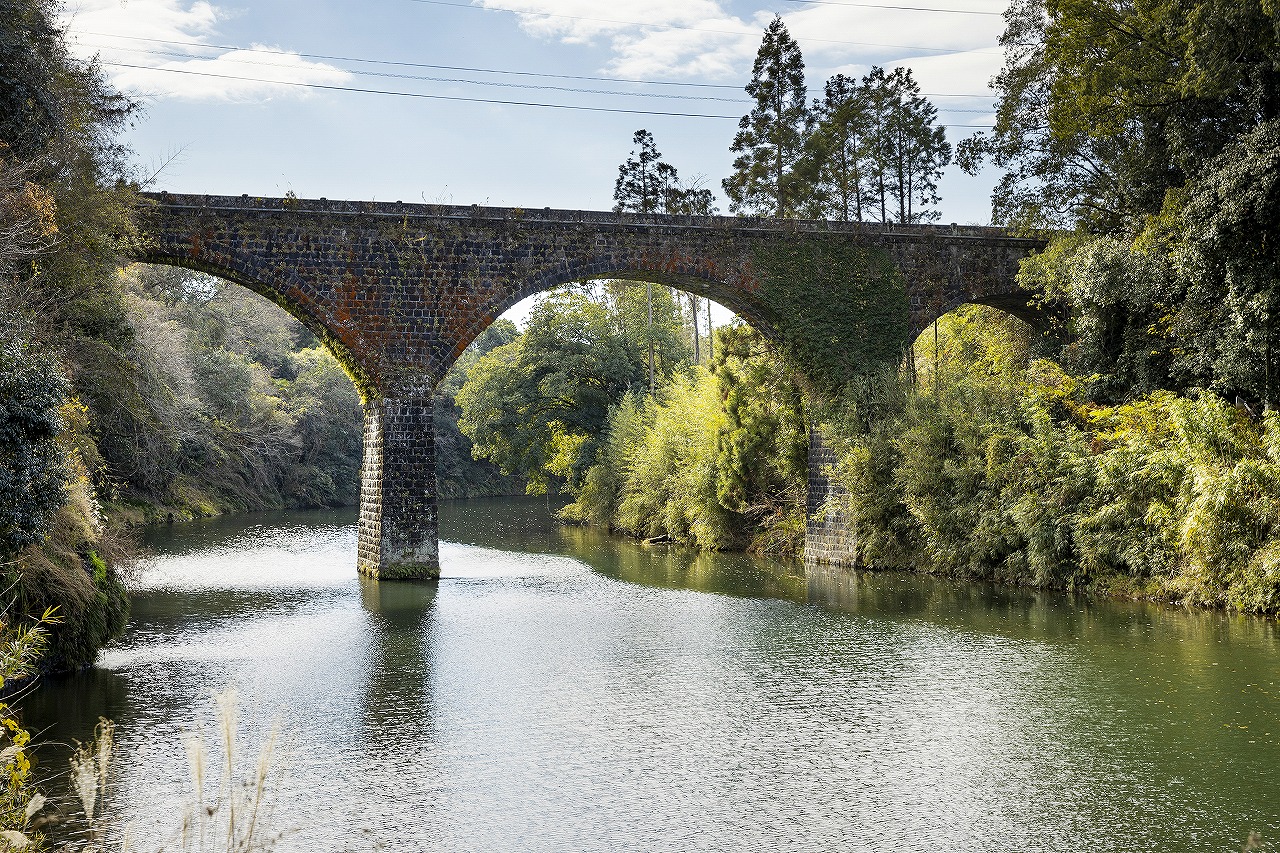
(27, 498), (1279, 851)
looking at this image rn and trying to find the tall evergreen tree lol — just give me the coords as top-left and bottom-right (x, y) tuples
(856, 67), (951, 223)
(882, 67), (951, 223)
(614, 129), (719, 217)
(723, 16), (810, 217)
(614, 129), (679, 214)
(804, 74), (872, 221)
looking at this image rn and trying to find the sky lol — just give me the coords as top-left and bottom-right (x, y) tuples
(61, 0), (1010, 323)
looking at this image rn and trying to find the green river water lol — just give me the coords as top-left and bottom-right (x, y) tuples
(26, 498), (1280, 851)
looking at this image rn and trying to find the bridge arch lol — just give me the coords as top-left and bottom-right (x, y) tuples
(136, 250), (381, 400)
(454, 259), (779, 363)
(136, 192), (1047, 583)
(917, 291), (1043, 336)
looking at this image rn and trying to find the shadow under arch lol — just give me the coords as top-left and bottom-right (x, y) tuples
(917, 291), (1045, 338)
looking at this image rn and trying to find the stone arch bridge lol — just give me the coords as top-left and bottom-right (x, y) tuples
(137, 192), (1047, 579)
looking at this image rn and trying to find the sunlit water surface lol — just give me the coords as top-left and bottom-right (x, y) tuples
(27, 498), (1280, 851)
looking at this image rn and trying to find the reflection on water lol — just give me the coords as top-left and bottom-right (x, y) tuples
(25, 498), (1280, 852)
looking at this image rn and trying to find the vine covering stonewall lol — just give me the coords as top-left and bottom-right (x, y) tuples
(753, 239), (910, 396)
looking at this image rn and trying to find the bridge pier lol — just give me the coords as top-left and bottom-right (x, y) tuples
(804, 429), (859, 568)
(357, 396), (440, 581)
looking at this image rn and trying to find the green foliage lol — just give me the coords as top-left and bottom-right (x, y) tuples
(0, 605), (60, 851)
(433, 320), (525, 499)
(281, 347), (365, 507)
(0, 0), (140, 674)
(456, 285), (696, 495)
(80, 265), (371, 515)
(564, 325), (808, 555)
(0, 337), (68, 554)
(805, 67), (951, 224)
(801, 73), (871, 222)
(0, 0), (133, 166)
(713, 326), (808, 553)
(611, 370), (732, 547)
(959, 0), (1280, 230)
(754, 240), (910, 395)
(1169, 119), (1280, 404)
(825, 306), (1280, 613)
(614, 129), (719, 216)
(1017, 234), (1180, 401)
(1019, 119), (1280, 406)
(613, 130), (679, 215)
(458, 290), (647, 494)
(723, 16), (810, 217)
(941, 0), (1280, 608)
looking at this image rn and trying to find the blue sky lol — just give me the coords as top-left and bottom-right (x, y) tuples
(63, 0), (1008, 226)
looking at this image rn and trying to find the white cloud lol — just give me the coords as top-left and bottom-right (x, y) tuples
(472, 0), (741, 43)
(473, 0), (760, 80)
(62, 0), (351, 102)
(887, 48), (1005, 102)
(471, 0), (1006, 87)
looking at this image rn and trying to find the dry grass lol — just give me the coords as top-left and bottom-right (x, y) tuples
(60, 690), (284, 853)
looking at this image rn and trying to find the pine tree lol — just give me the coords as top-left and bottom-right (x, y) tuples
(805, 74), (871, 221)
(859, 67), (951, 223)
(722, 16), (810, 217)
(613, 129), (679, 214)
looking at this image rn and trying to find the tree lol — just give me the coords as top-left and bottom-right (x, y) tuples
(456, 291), (646, 493)
(713, 325), (808, 553)
(723, 16), (810, 217)
(881, 67), (951, 223)
(1170, 119), (1280, 405)
(614, 129), (680, 214)
(803, 74), (871, 221)
(0, 336), (68, 555)
(433, 319), (525, 499)
(853, 67), (952, 224)
(0, 156), (57, 283)
(957, 0), (1280, 231)
(614, 129), (720, 217)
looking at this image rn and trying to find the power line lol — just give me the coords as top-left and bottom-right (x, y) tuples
(92, 42), (998, 111)
(86, 43), (750, 102)
(104, 63), (742, 117)
(779, 0), (1003, 15)
(79, 31), (997, 100)
(104, 62), (999, 125)
(397, 0), (1003, 54)
(77, 30), (743, 89)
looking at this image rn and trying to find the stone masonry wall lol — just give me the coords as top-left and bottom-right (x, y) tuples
(804, 429), (859, 568)
(358, 397), (439, 580)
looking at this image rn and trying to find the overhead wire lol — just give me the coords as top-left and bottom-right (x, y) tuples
(103, 63), (744, 118)
(90, 42), (997, 110)
(104, 61), (999, 125)
(79, 31), (998, 101)
(396, 0), (1003, 54)
(85, 43), (750, 102)
(76, 30), (745, 89)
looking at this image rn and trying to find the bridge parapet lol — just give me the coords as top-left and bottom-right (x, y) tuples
(144, 192), (1018, 240)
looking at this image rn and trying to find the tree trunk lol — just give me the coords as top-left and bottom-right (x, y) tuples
(647, 282), (655, 394)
